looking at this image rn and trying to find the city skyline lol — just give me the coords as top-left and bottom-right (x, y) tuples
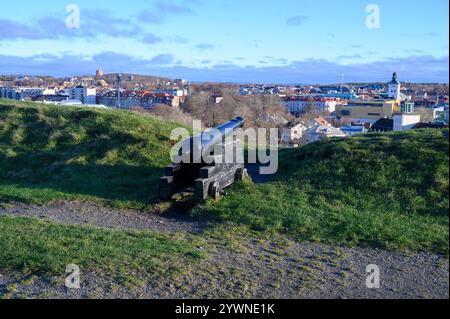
(0, 0), (448, 83)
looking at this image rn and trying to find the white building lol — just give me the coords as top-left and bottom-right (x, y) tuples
(18, 88), (45, 99)
(69, 85), (97, 105)
(154, 88), (187, 97)
(433, 105), (449, 124)
(42, 88), (57, 95)
(56, 100), (108, 109)
(313, 125), (347, 141)
(282, 121), (308, 145)
(285, 97), (338, 114)
(393, 102), (421, 131)
(393, 114), (421, 131)
(388, 72), (401, 100)
(340, 123), (369, 136)
(1, 87), (49, 100)
(306, 117), (346, 142)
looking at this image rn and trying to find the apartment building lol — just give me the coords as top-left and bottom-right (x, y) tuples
(336, 99), (400, 124)
(98, 91), (180, 109)
(69, 85), (97, 105)
(285, 97), (339, 115)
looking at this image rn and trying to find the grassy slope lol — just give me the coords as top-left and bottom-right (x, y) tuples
(0, 101), (204, 280)
(0, 100), (180, 208)
(197, 129), (449, 255)
(0, 100), (448, 255)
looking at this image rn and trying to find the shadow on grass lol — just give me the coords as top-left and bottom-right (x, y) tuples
(0, 160), (164, 208)
(0, 105), (175, 208)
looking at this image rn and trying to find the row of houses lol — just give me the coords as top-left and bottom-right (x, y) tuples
(1, 85), (182, 109)
(0, 87), (57, 100)
(1, 85), (96, 105)
(282, 107), (448, 147)
(282, 117), (347, 146)
(321, 73), (447, 133)
(370, 101), (449, 132)
(285, 96), (341, 114)
(282, 75), (448, 145)
(239, 85), (287, 96)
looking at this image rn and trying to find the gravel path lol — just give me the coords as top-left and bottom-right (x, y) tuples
(0, 202), (206, 234)
(0, 202), (448, 299)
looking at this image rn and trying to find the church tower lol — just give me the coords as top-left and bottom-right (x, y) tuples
(388, 72), (401, 100)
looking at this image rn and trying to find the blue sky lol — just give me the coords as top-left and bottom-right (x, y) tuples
(0, 0), (448, 83)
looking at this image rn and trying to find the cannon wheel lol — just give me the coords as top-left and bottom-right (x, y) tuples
(235, 168), (248, 181)
(209, 182), (221, 200)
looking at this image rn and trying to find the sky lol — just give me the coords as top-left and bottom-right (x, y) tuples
(0, 0), (448, 83)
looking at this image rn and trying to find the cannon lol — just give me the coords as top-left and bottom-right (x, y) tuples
(159, 117), (248, 201)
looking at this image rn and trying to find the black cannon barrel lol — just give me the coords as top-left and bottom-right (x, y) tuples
(200, 117), (245, 149)
(178, 117), (245, 163)
(215, 117), (245, 138)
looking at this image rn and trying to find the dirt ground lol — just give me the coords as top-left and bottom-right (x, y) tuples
(0, 202), (448, 299)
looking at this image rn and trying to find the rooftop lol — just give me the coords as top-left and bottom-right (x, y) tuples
(388, 72), (401, 85)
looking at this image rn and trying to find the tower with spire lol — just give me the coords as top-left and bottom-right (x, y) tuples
(388, 72), (401, 100)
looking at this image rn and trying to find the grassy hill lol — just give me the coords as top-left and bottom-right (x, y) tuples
(0, 100), (180, 208)
(198, 129), (449, 254)
(0, 100), (448, 255)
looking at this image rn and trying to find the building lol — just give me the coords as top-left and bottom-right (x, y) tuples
(211, 94), (224, 104)
(393, 102), (421, 131)
(154, 88), (187, 97)
(59, 100), (83, 106)
(0, 87), (21, 100)
(69, 85), (97, 105)
(306, 117), (346, 142)
(369, 102), (422, 132)
(0, 87), (51, 100)
(433, 104), (449, 124)
(388, 72), (401, 100)
(281, 121), (308, 145)
(371, 118), (394, 132)
(321, 93), (359, 100)
(175, 79), (189, 86)
(32, 94), (69, 103)
(412, 122), (449, 129)
(141, 93), (181, 109)
(55, 100), (108, 109)
(335, 73), (407, 124)
(98, 90), (180, 109)
(96, 68), (104, 77)
(313, 125), (347, 141)
(1, 87), (39, 100)
(282, 117), (346, 144)
(285, 97), (339, 115)
(340, 122), (370, 136)
(99, 90), (140, 109)
(336, 99), (400, 124)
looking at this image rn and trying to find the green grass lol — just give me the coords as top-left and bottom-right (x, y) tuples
(196, 129), (449, 255)
(0, 99), (203, 282)
(0, 216), (203, 278)
(0, 100), (182, 208)
(0, 100), (448, 255)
